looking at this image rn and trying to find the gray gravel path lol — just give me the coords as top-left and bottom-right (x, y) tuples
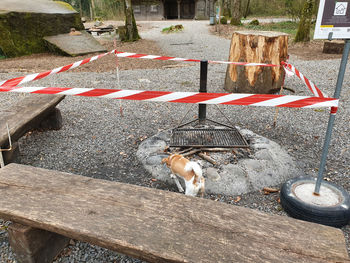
(1, 20), (350, 262)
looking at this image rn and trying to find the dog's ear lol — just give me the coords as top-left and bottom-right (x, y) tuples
(161, 157), (168, 165)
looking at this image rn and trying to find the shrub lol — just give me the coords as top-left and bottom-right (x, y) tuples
(220, 16), (228, 24)
(161, 24), (184, 33)
(249, 19), (259, 26)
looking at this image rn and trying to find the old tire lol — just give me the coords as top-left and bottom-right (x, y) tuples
(280, 177), (350, 228)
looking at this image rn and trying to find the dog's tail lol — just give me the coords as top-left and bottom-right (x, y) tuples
(184, 162), (202, 177)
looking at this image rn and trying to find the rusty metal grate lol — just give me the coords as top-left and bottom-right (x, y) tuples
(170, 128), (249, 148)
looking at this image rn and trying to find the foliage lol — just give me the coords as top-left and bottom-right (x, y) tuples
(61, 0), (124, 20)
(0, 47), (5, 59)
(54, 1), (77, 11)
(285, 0), (305, 20)
(241, 0), (287, 16)
(220, 17), (228, 25)
(244, 21), (299, 37)
(249, 19), (259, 25)
(161, 25), (184, 33)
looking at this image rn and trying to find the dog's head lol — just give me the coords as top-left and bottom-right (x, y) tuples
(161, 156), (170, 167)
(162, 154), (182, 167)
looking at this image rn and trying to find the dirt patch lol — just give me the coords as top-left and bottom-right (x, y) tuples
(209, 24), (343, 61)
(0, 38), (177, 74)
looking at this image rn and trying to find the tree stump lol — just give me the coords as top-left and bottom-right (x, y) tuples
(323, 40), (344, 54)
(224, 31), (288, 94)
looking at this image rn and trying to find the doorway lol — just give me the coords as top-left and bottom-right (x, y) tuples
(163, 0), (195, 19)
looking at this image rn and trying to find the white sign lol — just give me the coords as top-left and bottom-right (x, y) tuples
(334, 2), (348, 16)
(314, 0), (350, 39)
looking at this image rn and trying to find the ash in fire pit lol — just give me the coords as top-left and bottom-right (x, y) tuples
(137, 127), (303, 196)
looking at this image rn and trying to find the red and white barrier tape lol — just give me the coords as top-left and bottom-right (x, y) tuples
(0, 50), (326, 99)
(282, 61), (326, 98)
(0, 49), (117, 88)
(0, 86), (338, 109)
(0, 51), (279, 88)
(115, 52), (279, 67)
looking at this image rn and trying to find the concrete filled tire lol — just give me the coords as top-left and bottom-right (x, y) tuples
(280, 177), (350, 228)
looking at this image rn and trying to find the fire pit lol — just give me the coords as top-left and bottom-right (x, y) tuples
(136, 61), (302, 196)
(170, 127), (249, 148)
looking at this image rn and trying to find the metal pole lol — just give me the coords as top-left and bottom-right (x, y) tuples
(199, 60), (208, 124)
(314, 39), (350, 194)
(0, 148), (4, 168)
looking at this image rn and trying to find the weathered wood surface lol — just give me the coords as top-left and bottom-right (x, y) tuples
(224, 31), (288, 94)
(323, 40), (345, 54)
(0, 163), (349, 263)
(0, 94), (64, 147)
(8, 223), (70, 263)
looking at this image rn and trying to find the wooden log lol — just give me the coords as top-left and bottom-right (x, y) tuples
(197, 152), (216, 165)
(0, 163), (349, 263)
(7, 223), (70, 263)
(323, 40), (344, 54)
(224, 31), (288, 94)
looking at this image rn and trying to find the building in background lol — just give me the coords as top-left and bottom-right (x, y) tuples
(132, 0), (212, 20)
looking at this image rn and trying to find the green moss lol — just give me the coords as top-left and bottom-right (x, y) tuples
(123, 7), (140, 42)
(162, 25), (184, 33)
(0, 11), (84, 57)
(53, 1), (77, 12)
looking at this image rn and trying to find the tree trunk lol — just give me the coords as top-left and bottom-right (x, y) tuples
(230, 0), (241, 25)
(243, 0), (250, 18)
(224, 31), (288, 94)
(295, 0), (314, 42)
(123, 0), (140, 41)
(223, 0), (231, 18)
(90, 0), (96, 20)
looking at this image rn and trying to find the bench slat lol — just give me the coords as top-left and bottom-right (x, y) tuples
(0, 94), (64, 147)
(0, 163), (349, 263)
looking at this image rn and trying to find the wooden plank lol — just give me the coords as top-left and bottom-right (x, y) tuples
(0, 163), (349, 263)
(0, 94), (64, 147)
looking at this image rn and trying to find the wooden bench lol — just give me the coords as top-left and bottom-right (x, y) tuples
(0, 164), (349, 263)
(0, 94), (64, 164)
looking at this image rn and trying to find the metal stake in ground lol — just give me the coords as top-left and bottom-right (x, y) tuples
(199, 60), (208, 124)
(314, 39), (350, 194)
(279, 40), (350, 228)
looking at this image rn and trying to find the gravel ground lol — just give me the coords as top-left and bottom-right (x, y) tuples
(1, 20), (350, 262)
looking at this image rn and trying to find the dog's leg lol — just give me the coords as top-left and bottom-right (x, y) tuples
(170, 174), (184, 192)
(200, 177), (205, 197)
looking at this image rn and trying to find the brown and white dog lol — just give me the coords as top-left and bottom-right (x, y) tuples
(162, 154), (205, 197)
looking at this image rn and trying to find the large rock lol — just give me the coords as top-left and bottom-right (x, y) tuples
(44, 31), (107, 56)
(0, 0), (84, 57)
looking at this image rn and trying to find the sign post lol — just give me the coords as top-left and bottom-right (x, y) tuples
(279, 0), (350, 227)
(314, 0), (350, 40)
(313, 0), (350, 194)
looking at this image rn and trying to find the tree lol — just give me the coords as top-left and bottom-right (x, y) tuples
(243, 0), (250, 18)
(123, 0), (140, 41)
(294, 0), (314, 42)
(230, 0), (241, 25)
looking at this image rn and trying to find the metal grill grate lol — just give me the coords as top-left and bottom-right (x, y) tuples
(170, 128), (249, 148)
